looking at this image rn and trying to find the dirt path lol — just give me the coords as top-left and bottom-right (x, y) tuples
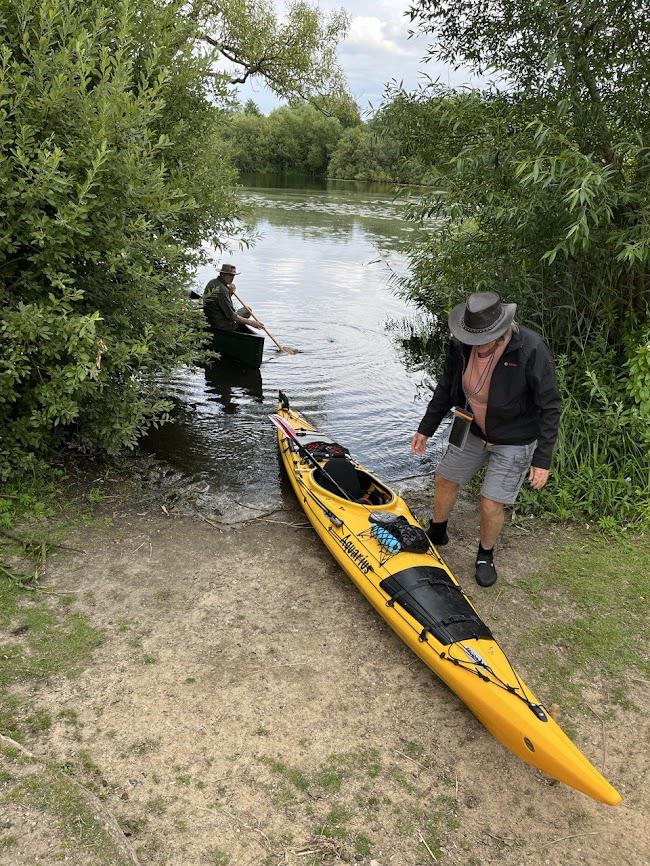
(1, 485), (648, 866)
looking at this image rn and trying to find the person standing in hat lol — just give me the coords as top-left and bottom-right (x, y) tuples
(411, 292), (561, 587)
(203, 264), (265, 332)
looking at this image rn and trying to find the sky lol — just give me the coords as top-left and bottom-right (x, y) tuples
(235, 0), (481, 115)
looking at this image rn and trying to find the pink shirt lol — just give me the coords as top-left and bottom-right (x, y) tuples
(462, 331), (512, 435)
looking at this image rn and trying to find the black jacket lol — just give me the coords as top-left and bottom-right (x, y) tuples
(417, 326), (561, 470)
(203, 278), (237, 331)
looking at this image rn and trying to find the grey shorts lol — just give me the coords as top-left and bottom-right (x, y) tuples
(437, 432), (537, 505)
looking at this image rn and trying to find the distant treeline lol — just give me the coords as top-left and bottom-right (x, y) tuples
(224, 98), (431, 184)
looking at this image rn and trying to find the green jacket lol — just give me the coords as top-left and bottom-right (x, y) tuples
(203, 277), (236, 331)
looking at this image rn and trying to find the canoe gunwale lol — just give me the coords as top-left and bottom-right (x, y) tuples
(210, 325), (265, 368)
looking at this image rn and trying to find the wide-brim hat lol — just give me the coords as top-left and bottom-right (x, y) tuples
(219, 263), (239, 275)
(448, 291), (517, 346)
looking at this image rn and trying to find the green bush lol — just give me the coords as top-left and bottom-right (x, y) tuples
(0, 0), (238, 478)
(390, 0), (650, 525)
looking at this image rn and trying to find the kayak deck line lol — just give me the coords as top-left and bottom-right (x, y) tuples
(273, 397), (622, 806)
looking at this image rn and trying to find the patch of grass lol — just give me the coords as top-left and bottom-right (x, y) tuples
(130, 738), (159, 755)
(399, 797), (459, 858)
(389, 767), (417, 795)
(395, 813), (415, 836)
(0, 579), (102, 744)
(0, 693), (52, 742)
(0, 477), (70, 589)
(266, 780), (297, 809)
(320, 804), (352, 840)
(313, 764), (344, 792)
(0, 478), (58, 530)
(314, 749), (382, 793)
(8, 769), (133, 865)
(0, 599), (104, 690)
(259, 756), (310, 792)
(142, 654), (157, 665)
(58, 708), (79, 726)
(402, 740), (425, 759)
(354, 832), (371, 856)
(0, 834), (17, 849)
(145, 795), (167, 816)
(255, 726), (271, 737)
(175, 772), (192, 786)
(210, 849), (230, 866)
(88, 487), (105, 505)
(516, 536), (649, 707)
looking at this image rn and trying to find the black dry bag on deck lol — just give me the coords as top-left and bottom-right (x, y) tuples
(369, 512), (430, 554)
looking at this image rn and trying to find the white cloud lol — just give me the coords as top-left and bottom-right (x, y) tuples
(343, 15), (416, 57)
(236, 0), (481, 113)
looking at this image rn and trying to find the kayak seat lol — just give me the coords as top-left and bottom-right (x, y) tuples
(380, 566), (493, 645)
(315, 458), (390, 504)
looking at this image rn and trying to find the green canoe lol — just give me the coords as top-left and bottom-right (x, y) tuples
(210, 325), (265, 369)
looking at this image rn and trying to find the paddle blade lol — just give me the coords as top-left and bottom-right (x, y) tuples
(269, 413), (299, 443)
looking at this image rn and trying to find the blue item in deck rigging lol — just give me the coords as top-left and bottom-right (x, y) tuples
(371, 524), (401, 552)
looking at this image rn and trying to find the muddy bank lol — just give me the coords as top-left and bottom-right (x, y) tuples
(1, 483), (648, 866)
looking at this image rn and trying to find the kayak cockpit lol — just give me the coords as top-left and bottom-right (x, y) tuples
(313, 456), (394, 505)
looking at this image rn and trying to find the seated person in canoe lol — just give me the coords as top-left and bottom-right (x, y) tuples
(203, 263), (265, 332)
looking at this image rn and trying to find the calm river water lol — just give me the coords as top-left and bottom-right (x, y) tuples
(144, 177), (442, 513)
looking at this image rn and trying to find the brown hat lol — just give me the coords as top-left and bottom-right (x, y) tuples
(448, 291), (516, 346)
(219, 263), (239, 275)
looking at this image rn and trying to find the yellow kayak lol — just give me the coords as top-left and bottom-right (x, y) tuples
(271, 395), (621, 806)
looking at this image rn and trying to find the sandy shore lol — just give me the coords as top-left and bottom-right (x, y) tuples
(1, 480), (648, 866)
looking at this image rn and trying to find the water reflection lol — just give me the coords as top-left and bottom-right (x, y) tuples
(204, 360), (263, 415)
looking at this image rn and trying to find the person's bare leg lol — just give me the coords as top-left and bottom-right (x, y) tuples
(433, 474), (460, 521)
(479, 496), (505, 549)
(425, 475), (459, 545)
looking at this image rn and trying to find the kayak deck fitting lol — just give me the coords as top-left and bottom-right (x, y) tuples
(272, 393), (621, 806)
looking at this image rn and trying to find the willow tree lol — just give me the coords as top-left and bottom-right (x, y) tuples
(391, 0), (650, 523)
(0, 0), (348, 478)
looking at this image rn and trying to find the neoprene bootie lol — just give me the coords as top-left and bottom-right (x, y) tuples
(426, 519), (449, 546)
(475, 544), (497, 587)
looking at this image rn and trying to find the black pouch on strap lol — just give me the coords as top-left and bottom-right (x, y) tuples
(380, 566), (492, 645)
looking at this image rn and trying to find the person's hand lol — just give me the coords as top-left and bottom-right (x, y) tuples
(528, 466), (549, 489)
(252, 319), (265, 329)
(411, 432), (429, 455)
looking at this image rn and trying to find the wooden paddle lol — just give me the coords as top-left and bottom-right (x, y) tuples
(232, 291), (297, 354)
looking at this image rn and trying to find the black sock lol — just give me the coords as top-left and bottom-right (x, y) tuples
(427, 519), (448, 543)
(477, 543), (494, 559)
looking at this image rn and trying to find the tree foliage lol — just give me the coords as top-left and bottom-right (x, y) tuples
(0, 0), (348, 478)
(328, 107), (429, 183)
(202, 0), (349, 101)
(227, 103), (344, 175)
(395, 0), (650, 523)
